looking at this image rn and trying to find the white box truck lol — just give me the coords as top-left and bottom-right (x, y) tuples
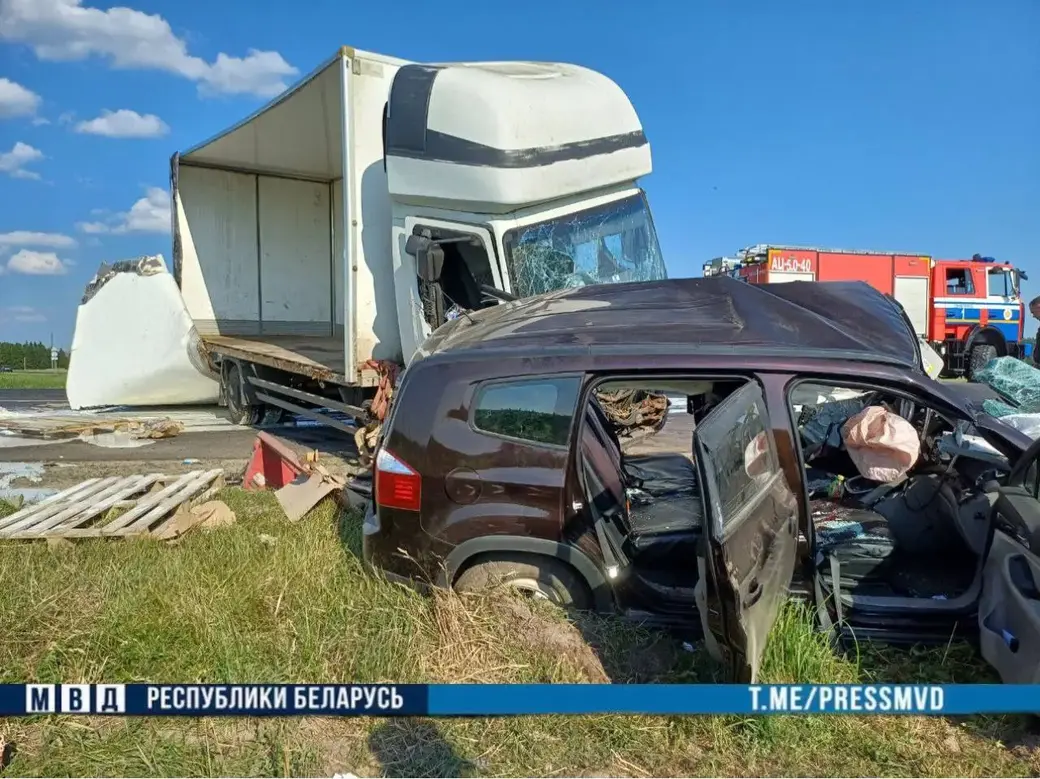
(68, 46), (669, 438)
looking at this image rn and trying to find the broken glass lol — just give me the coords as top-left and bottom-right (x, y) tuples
(502, 192), (667, 299)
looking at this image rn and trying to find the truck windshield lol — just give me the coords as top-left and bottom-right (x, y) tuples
(502, 192), (667, 298)
(988, 267), (1019, 298)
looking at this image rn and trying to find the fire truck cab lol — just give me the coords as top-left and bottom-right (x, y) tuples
(702, 244), (1031, 378)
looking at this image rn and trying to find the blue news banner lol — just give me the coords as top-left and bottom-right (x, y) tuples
(0, 684), (1036, 717)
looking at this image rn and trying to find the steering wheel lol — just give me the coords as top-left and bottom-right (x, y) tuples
(1007, 432), (1040, 486)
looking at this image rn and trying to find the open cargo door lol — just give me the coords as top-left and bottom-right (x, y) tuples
(693, 381), (800, 683)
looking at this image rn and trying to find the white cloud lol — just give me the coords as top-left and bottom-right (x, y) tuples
(31, 116), (50, 126)
(0, 230), (76, 248)
(77, 186), (170, 234)
(0, 141), (43, 179)
(0, 77), (41, 118)
(75, 108), (169, 138)
(1, 305), (46, 323)
(0, 0), (299, 98)
(75, 220), (109, 234)
(5, 248), (69, 275)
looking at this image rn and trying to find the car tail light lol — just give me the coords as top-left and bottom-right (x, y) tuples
(374, 448), (421, 512)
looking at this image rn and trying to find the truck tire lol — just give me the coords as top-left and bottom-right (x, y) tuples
(223, 362), (264, 426)
(453, 553), (592, 610)
(968, 344), (998, 379)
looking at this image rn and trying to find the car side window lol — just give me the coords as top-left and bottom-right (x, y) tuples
(698, 391), (779, 533)
(472, 377), (581, 446)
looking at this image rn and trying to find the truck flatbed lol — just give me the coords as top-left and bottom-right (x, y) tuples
(201, 335), (346, 383)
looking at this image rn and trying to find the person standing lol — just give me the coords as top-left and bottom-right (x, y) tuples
(1030, 295), (1040, 365)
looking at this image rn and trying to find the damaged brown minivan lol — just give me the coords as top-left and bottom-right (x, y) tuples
(363, 276), (1039, 683)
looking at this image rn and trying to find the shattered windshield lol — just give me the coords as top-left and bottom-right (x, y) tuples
(502, 192), (667, 298)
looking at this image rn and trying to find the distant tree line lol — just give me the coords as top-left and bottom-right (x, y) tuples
(0, 341), (69, 369)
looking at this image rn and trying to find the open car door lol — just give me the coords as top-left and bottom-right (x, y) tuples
(978, 437), (1040, 683)
(693, 381), (800, 683)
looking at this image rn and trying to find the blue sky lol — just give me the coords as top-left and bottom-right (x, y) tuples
(0, 0), (1037, 347)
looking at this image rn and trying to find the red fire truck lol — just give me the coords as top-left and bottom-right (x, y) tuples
(702, 244), (1031, 377)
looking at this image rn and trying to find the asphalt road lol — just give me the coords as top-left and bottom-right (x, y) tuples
(0, 388), (68, 411)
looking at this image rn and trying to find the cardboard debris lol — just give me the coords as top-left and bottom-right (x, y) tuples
(276, 465), (346, 522)
(155, 499), (237, 540)
(197, 500), (236, 530)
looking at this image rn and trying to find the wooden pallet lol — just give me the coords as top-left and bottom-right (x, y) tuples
(0, 470), (225, 541)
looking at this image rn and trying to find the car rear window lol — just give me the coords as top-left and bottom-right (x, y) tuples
(473, 377), (581, 446)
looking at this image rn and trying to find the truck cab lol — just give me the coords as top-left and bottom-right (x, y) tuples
(166, 48), (667, 420)
(931, 256), (1029, 374)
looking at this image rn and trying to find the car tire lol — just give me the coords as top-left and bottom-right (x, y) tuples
(223, 362), (264, 426)
(453, 553), (593, 610)
(968, 344), (998, 379)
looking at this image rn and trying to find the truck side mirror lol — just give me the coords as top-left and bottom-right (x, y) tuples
(405, 234), (445, 283)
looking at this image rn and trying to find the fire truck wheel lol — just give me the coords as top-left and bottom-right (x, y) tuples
(968, 344), (998, 379)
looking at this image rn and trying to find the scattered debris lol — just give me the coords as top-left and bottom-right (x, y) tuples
(195, 500), (237, 531)
(0, 462), (56, 504)
(243, 432), (306, 491)
(0, 469), (225, 541)
(242, 431), (358, 520)
(0, 412), (184, 442)
(276, 467), (346, 522)
(595, 388), (670, 438)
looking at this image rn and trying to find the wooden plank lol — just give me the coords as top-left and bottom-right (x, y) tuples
(36, 474), (165, 537)
(0, 478), (102, 530)
(9, 476), (149, 537)
(120, 470), (224, 534)
(0, 478), (120, 536)
(98, 472), (204, 534)
(33, 526), (139, 539)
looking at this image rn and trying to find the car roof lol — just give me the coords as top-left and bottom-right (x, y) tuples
(421, 276), (921, 369)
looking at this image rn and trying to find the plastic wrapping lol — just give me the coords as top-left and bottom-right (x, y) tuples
(975, 356), (1040, 417)
(841, 406), (921, 482)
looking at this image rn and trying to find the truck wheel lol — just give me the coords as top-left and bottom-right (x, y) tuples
(453, 553), (592, 610)
(968, 344), (998, 379)
(223, 362), (264, 426)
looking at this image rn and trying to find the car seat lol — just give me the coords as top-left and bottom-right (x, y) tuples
(580, 398), (702, 567)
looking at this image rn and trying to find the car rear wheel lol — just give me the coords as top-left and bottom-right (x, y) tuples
(453, 553), (592, 610)
(968, 344), (998, 379)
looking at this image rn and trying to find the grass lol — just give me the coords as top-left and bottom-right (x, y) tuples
(0, 369), (67, 391)
(0, 490), (1037, 777)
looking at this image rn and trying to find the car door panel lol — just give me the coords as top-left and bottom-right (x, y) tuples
(694, 381), (800, 683)
(978, 529), (1040, 684)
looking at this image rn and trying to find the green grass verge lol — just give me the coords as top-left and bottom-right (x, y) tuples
(0, 369), (67, 390)
(0, 491), (1036, 777)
